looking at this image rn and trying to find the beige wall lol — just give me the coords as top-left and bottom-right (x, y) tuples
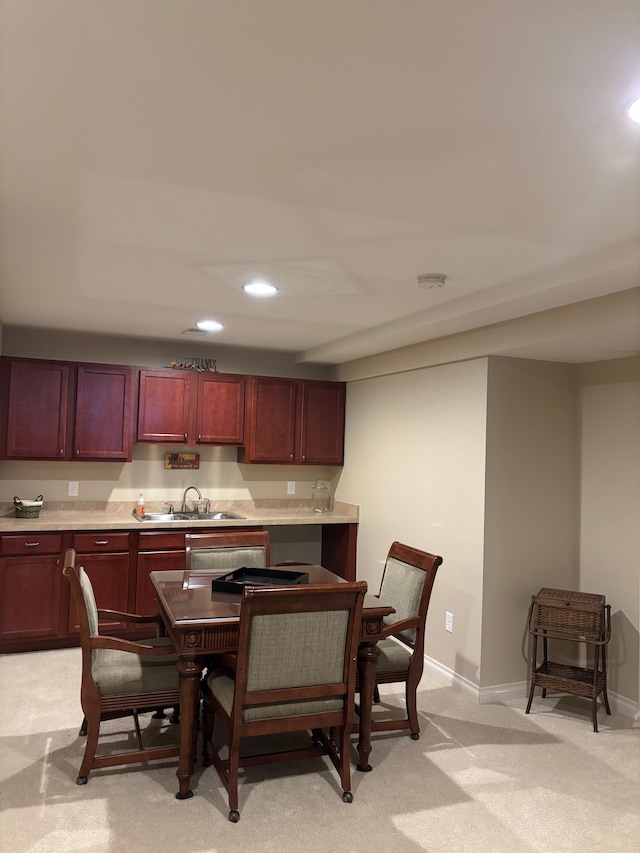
(482, 358), (579, 689)
(336, 348), (639, 709)
(579, 357), (640, 707)
(335, 359), (488, 686)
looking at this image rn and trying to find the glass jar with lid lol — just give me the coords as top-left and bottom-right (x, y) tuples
(311, 479), (330, 513)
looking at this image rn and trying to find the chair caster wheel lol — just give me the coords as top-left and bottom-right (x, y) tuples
(169, 713), (180, 725)
(79, 727), (87, 736)
(76, 776), (88, 785)
(152, 710), (166, 719)
(229, 810), (240, 823)
(410, 732), (420, 741)
(342, 791), (353, 803)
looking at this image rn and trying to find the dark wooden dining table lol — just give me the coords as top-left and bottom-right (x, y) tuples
(151, 566), (394, 800)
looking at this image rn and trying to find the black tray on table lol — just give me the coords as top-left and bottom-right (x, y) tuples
(211, 567), (309, 594)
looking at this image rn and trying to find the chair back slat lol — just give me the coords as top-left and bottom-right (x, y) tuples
(378, 542), (442, 648)
(247, 609), (350, 692)
(191, 545), (267, 573)
(183, 531), (270, 588)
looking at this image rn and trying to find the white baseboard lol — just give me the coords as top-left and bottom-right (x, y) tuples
(423, 655), (639, 719)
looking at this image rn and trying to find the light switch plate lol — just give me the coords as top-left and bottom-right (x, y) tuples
(287, 481), (295, 495)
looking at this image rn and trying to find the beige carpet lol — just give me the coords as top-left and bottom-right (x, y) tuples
(0, 647), (638, 852)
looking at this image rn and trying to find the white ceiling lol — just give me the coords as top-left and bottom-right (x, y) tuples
(1, 0), (639, 365)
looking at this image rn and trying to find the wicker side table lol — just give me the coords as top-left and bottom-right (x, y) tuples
(525, 587), (611, 732)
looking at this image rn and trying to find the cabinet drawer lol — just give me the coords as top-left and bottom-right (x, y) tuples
(72, 533), (130, 552)
(138, 531), (186, 551)
(0, 534), (62, 556)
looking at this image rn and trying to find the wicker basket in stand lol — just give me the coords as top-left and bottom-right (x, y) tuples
(525, 587), (611, 731)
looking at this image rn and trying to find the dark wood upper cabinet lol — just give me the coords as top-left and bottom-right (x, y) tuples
(1, 358), (134, 461)
(137, 369), (193, 443)
(136, 369), (245, 446)
(1, 356), (343, 463)
(74, 364), (133, 460)
(3, 358), (70, 458)
(196, 372), (246, 445)
(239, 376), (345, 465)
(299, 380), (346, 465)
(240, 376), (299, 463)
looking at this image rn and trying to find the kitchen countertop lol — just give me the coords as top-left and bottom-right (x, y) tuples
(0, 500), (359, 533)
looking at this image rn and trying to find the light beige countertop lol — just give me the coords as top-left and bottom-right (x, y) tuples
(0, 500), (359, 533)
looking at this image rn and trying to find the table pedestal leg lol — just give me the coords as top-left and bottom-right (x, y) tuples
(175, 657), (202, 800)
(356, 641), (380, 772)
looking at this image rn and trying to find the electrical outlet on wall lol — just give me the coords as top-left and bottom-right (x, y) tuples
(287, 481), (295, 495)
(68, 481), (79, 497)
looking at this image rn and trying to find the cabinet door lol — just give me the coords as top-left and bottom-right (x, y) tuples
(136, 550), (186, 615)
(299, 380), (346, 465)
(243, 376), (298, 463)
(74, 364), (134, 460)
(137, 369), (193, 443)
(3, 359), (69, 458)
(0, 554), (62, 641)
(196, 372), (245, 444)
(68, 552), (130, 633)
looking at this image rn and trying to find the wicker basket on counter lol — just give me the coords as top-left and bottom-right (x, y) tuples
(14, 495), (44, 518)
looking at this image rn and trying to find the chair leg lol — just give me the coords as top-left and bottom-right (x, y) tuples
(373, 685), (380, 704)
(405, 679), (420, 739)
(227, 737), (240, 823)
(201, 700), (213, 766)
(77, 715), (100, 784)
(339, 724), (353, 803)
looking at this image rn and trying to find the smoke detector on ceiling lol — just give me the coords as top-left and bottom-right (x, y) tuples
(417, 273), (447, 289)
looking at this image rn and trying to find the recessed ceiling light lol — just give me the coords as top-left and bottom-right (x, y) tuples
(243, 279), (278, 297)
(195, 319), (224, 333)
(627, 97), (640, 123)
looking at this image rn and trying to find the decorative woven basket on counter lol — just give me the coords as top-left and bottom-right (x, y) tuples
(14, 495), (44, 518)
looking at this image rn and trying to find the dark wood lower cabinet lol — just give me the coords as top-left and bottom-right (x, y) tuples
(0, 554), (63, 643)
(0, 522), (357, 652)
(68, 552), (130, 634)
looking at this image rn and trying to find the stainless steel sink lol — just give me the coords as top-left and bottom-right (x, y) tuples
(133, 511), (246, 523)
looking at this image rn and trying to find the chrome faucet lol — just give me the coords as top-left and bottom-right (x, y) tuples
(181, 485), (203, 513)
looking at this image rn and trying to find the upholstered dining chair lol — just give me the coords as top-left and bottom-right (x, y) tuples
(201, 580), (368, 822)
(63, 548), (181, 784)
(182, 530), (270, 589)
(355, 541), (443, 740)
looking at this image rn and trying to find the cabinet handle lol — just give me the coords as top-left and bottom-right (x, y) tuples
(184, 433), (188, 443)
(59, 448), (64, 456)
(302, 454), (306, 460)
(75, 449), (80, 456)
(94, 540), (109, 546)
(197, 434), (202, 443)
(24, 541), (40, 547)
(289, 453), (294, 459)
